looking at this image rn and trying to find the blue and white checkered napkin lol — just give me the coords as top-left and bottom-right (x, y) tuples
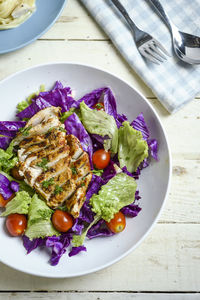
(80, 0), (200, 113)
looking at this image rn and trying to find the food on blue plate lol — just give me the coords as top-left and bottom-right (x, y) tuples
(0, 0), (36, 30)
(0, 82), (158, 266)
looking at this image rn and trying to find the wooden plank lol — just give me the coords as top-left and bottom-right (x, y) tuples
(159, 159), (200, 223)
(149, 99), (200, 156)
(0, 224), (199, 292)
(0, 292), (199, 300)
(42, 0), (108, 40)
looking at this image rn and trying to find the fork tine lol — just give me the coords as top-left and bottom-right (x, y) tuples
(146, 46), (165, 62)
(150, 41), (167, 60)
(139, 47), (160, 64)
(153, 40), (171, 57)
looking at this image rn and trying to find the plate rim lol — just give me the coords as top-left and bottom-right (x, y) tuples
(0, 62), (172, 278)
(0, 0), (67, 55)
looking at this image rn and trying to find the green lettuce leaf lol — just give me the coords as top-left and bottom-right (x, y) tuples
(80, 102), (118, 153)
(72, 172), (137, 246)
(60, 107), (79, 123)
(25, 194), (59, 240)
(1, 191), (31, 216)
(118, 121), (148, 173)
(0, 140), (18, 173)
(92, 168), (104, 176)
(17, 100), (30, 113)
(90, 172), (137, 222)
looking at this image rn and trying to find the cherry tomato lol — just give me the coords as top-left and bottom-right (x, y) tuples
(11, 166), (24, 181)
(0, 194), (15, 208)
(92, 149), (110, 169)
(52, 210), (73, 232)
(92, 102), (104, 111)
(6, 214), (27, 237)
(106, 211), (126, 233)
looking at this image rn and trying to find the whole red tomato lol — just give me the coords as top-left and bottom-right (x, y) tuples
(106, 211), (126, 233)
(0, 194), (15, 208)
(52, 210), (73, 232)
(6, 214), (27, 237)
(92, 149), (110, 169)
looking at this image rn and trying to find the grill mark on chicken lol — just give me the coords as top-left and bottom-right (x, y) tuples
(30, 145), (70, 169)
(17, 107), (92, 217)
(47, 180), (77, 208)
(66, 173), (92, 217)
(66, 135), (84, 160)
(36, 168), (73, 199)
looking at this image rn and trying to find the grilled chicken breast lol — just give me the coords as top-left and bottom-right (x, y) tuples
(16, 106), (92, 218)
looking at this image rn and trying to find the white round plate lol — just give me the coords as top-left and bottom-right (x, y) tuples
(0, 63), (171, 278)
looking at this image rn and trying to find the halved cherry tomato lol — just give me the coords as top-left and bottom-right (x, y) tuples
(0, 194), (15, 208)
(52, 210), (73, 232)
(92, 102), (104, 111)
(106, 211), (126, 233)
(11, 166), (24, 181)
(6, 214), (27, 237)
(92, 149), (110, 169)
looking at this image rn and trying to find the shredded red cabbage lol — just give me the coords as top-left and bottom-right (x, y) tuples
(78, 87), (107, 108)
(0, 121), (26, 131)
(71, 218), (84, 235)
(17, 81), (78, 120)
(0, 121), (26, 149)
(45, 233), (72, 266)
(64, 113), (93, 167)
(38, 83), (78, 112)
(148, 139), (158, 161)
(121, 191), (141, 217)
(87, 219), (114, 239)
(68, 246), (87, 257)
(122, 166), (141, 180)
(0, 130), (17, 137)
(0, 136), (12, 150)
(131, 113), (150, 140)
(101, 161), (117, 183)
(86, 174), (104, 201)
(17, 98), (51, 120)
(0, 173), (14, 200)
(10, 181), (19, 193)
(22, 235), (46, 254)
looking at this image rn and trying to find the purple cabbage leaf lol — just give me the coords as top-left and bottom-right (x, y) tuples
(64, 113), (93, 167)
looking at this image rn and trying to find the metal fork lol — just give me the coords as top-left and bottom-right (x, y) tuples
(110, 0), (169, 64)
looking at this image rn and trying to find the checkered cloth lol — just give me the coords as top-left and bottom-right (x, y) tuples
(80, 0), (200, 113)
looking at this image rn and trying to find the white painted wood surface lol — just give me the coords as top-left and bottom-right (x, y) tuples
(0, 0), (199, 298)
(0, 293), (199, 300)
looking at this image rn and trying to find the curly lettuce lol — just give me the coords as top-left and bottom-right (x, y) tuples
(80, 102), (118, 153)
(90, 172), (137, 222)
(0, 140), (18, 173)
(118, 121), (148, 173)
(72, 173), (137, 246)
(1, 191), (31, 216)
(25, 194), (59, 240)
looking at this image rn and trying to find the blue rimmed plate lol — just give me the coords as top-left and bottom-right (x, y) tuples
(0, 0), (67, 54)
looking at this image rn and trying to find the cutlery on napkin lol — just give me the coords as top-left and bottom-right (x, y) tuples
(80, 0), (200, 113)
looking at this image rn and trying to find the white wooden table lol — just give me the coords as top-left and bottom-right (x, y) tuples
(0, 1), (200, 299)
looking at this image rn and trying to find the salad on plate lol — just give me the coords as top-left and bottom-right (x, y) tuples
(0, 82), (158, 266)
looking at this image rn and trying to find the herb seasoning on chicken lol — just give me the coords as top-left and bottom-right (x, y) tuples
(15, 107), (92, 218)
